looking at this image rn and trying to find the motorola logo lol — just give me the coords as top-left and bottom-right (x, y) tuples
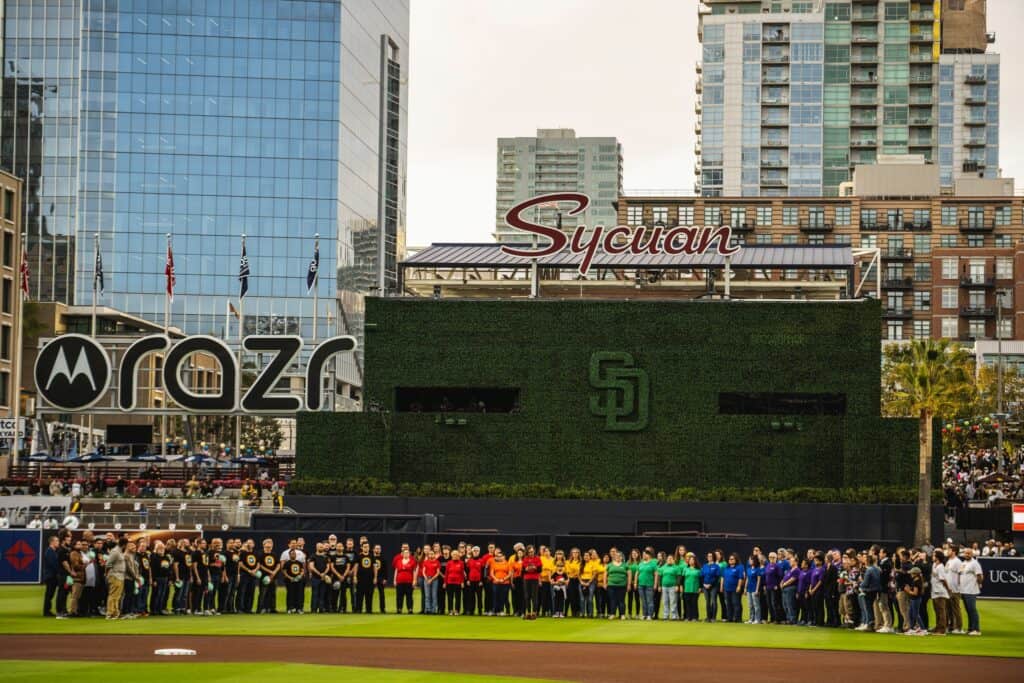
(34, 334), (111, 411)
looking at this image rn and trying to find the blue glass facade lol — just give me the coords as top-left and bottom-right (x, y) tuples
(2, 0), (409, 384)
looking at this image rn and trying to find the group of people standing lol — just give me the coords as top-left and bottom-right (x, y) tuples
(40, 531), (986, 637)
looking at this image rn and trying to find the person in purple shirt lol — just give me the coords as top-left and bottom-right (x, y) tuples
(796, 558), (813, 625)
(764, 551), (783, 623)
(808, 554), (826, 627)
(780, 561), (800, 624)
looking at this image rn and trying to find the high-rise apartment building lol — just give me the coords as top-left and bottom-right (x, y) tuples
(696, 0), (999, 197)
(495, 129), (622, 242)
(0, 0), (409, 388)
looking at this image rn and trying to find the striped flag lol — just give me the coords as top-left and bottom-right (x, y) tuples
(1014, 504), (1024, 532)
(306, 235), (319, 293)
(238, 236), (250, 299)
(165, 235), (175, 302)
(94, 244), (105, 296)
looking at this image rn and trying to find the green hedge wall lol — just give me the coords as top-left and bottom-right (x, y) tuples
(297, 298), (932, 491)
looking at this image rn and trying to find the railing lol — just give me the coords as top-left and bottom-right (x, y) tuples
(851, 75), (878, 83)
(959, 276), (996, 287)
(761, 98), (790, 105)
(799, 221), (834, 233)
(959, 219), (994, 233)
(851, 117), (878, 126)
(852, 34), (879, 43)
(965, 74), (986, 85)
(729, 222), (755, 232)
(882, 308), (913, 319)
(861, 222), (931, 233)
(965, 118), (987, 126)
(851, 52), (878, 62)
(910, 10), (935, 21)
(965, 96), (987, 105)
(882, 278), (915, 289)
(760, 178), (787, 186)
(852, 10), (879, 21)
(762, 119), (789, 126)
(762, 76), (789, 84)
(960, 307), (996, 318)
(910, 53), (933, 62)
(910, 117), (934, 125)
(883, 249), (914, 260)
(762, 139), (788, 147)
(763, 32), (790, 43)
(910, 73), (934, 83)
(850, 139), (877, 147)
(964, 138), (987, 147)
(763, 54), (791, 63)
(761, 159), (788, 167)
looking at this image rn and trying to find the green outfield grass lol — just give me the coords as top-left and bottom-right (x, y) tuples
(1, 585), (1021, 658)
(2, 661), (559, 683)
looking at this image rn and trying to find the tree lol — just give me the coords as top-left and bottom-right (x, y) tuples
(976, 364), (1024, 419)
(241, 416), (284, 453)
(882, 340), (976, 545)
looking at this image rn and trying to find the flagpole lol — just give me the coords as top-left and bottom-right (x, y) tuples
(11, 233), (26, 465)
(88, 232), (99, 450)
(162, 233), (170, 460)
(235, 234), (244, 462)
(312, 233), (319, 342)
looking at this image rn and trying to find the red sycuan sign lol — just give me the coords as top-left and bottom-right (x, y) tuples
(500, 193), (740, 275)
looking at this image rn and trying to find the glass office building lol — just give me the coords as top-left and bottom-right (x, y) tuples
(1, 0), (408, 388)
(696, 0), (999, 197)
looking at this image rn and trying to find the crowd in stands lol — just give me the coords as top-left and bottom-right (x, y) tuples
(40, 531), (988, 637)
(942, 445), (1024, 512)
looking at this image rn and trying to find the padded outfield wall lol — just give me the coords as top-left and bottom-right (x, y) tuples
(298, 297), (930, 491)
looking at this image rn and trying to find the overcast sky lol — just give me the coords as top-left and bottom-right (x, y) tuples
(405, 0), (1024, 246)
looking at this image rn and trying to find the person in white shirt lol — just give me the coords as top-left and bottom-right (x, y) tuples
(930, 550), (951, 635)
(944, 545), (964, 634)
(958, 548), (983, 636)
(279, 538), (306, 563)
(27, 516), (43, 530)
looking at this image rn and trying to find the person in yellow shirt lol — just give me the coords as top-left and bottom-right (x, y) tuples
(539, 546), (555, 617)
(564, 548), (582, 618)
(581, 549), (603, 618)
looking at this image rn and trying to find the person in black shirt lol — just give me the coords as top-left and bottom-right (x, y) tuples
(206, 538), (225, 614)
(191, 537), (209, 615)
(221, 539), (239, 614)
(307, 543), (330, 614)
(150, 541), (171, 615)
(167, 539), (189, 615)
(328, 543), (349, 613)
(136, 538), (152, 616)
(55, 530), (72, 617)
(257, 538), (279, 614)
(373, 544), (387, 613)
(283, 549), (305, 614)
(824, 549), (840, 627)
(344, 538), (357, 610)
(237, 539), (259, 614)
(354, 541), (376, 614)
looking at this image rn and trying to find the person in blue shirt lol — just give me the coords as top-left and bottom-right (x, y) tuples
(700, 552), (721, 622)
(745, 555), (764, 624)
(721, 553), (745, 623)
(796, 558), (813, 625)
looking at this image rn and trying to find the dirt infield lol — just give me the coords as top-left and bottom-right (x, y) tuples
(5, 634), (1021, 682)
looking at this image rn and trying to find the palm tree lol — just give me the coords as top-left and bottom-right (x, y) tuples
(882, 339), (975, 545)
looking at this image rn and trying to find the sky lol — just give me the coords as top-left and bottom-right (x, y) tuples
(405, 0), (1024, 246)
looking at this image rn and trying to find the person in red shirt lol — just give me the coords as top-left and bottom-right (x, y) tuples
(521, 545), (543, 620)
(465, 546), (486, 616)
(420, 549), (441, 614)
(392, 548), (417, 614)
(444, 549), (466, 615)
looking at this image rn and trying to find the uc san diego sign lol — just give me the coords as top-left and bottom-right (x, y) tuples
(35, 333), (355, 414)
(501, 192), (741, 275)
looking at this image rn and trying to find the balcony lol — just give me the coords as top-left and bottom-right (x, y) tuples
(851, 98), (878, 107)
(965, 118), (987, 127)
(695, 78), (702, 94)
(851, 51), (878, 64)
(694, 120), (701, 135)
(883, 248), (914, 261)
(964, 138), (987, 148)
(910, 10), (935, 21)
(910, 72), (934, 83)
(883, 308), (914, 320)
(762, 119), (790, 127)
(959, 334), (992, 342)
(760, 177), (788, 187)
(763, 31), (790, 44)
(910, 53), (933, 62)
(910, 117), (934, 126)
(959, 218), (994, 233)
(883, 278), (915, 290)
(851, 116), (878, 127)
(852, 9), (878, 21)
(852, 34), (879, 43)
(960, 307), (996, 318)
(965, 96), (987, 106)
(850, 139), (878, 148)
(763, 54), (791, 64)
(965, 74), (986, 85)
(909, 137), (935, 148)
(799, 221), (834, 233)
(959, 276), (996, 288)
(909, 33), (934, 43)
(729, 222), (755, 233)
(761, 159), (788, 168)
(963, 160), (986, 173)
(761, 97), (790, 106)
(851, 74), (879, 84)
(761, 138), (789, 148)
(860, 221), (931, 233)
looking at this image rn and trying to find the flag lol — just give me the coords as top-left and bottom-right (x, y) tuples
(306, 236), (319, 293)
(94, 245), (105, 296)
(165, 236), (175, 302)
(19, 249), (29, 300)
(238, 237), (250, 299)
(228, 301), (240, 319)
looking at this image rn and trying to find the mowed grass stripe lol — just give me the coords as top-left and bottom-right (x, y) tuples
(2, 586), (1021, 658)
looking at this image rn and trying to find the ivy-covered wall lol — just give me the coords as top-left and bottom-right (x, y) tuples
(298, 298), (930, 490)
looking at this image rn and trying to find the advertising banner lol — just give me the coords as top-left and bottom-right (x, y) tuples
(978, 557), (1024, 600)
(0, 529), (42, 584)
(0, 495), (70, 527)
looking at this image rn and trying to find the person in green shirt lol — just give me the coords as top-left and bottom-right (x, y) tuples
(626, 548), (641, 619)
(605, 551), (629, 620)
(681, 553), (702, 622)
(716, 550), (729, 622)
(635, 549), (659, 620)
(656, 555), (680, 620)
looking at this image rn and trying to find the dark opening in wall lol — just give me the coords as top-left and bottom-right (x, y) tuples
(395, 387), (520, 413)
(718, 392), (847, 415)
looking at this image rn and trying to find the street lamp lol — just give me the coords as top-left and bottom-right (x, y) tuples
(995, 290), (1005, 470)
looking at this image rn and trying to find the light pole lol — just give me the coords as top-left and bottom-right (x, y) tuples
(995, 290), (1004, 470)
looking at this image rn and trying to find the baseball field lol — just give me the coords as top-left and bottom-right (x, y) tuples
(2, 586), (1022, 682)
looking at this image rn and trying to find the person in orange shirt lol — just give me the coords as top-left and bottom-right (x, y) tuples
(509, 546), (524, 616)
(488, 548), (512, 616)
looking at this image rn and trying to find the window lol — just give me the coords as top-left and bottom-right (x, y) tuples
(967, 206), (985, 228)
(718, 392), (847, 416)
(782, 234), (798, 245)
(627, 206), (643, 226)
(914, 262), (931, 281)
(996, 257), (1013, 280)
(998, 319), (1013, 339)
(996, 289), (1013, 308)
(678, 206), (695, 225)
(782, 207), (799, 225)
(913, 291), (931, 311)
(755, 234), (773, 245)
(940, 206), (957, 226)
(912, 208), (931, 227)
(861, 209), (877, 227)
(0, 371), (7, 407)
(860, 235), (877, 249)
(968, 290), (985, 308)
(913, 320), (930, 338)
(885, 2), (909, 20)
(1, 279), (10, 315)
(966, 235), (984, 248)
(994, 206), (1012, 226)
(652, 206), (669, 225)
(2, 191), (12, 221)
(835, 206), (851, 225)
(756, 206), (773, 226)
(941, 258), (957, 280)
(994, 235), (1012, 248)
(887, 322), (904, 341)
(730, 207), (747, 228)
(886, 209), (903, 229)
(913, 234), (930, 255)
(834, 234), (851, 245)
(940, 234), (958, 248)
(704, 206), (721, 226)
(0, 324), (9, 361)
(1, 232), (11, 269)
(968, 320), (986, 339)
(941, 318), (959, 339)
